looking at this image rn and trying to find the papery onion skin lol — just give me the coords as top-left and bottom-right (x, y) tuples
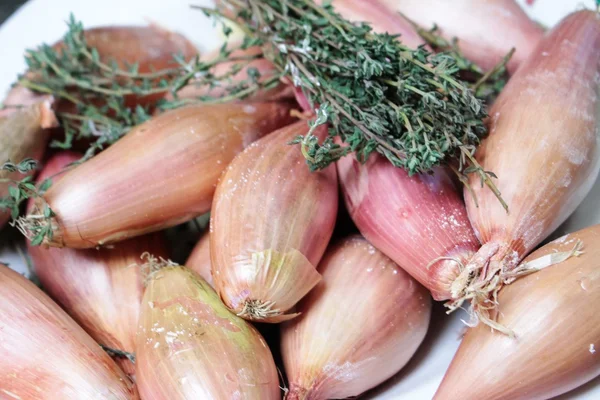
(460, 11), (600, 314)
(282, 236), (431, 400)
(0, 263), (139, 399)
(211, 121), (338, 322)
(27, 151), (169, 377)
(30, 102), (294, 248)
(0, 86), (50, 118)
(379, 0), (544, 73)
(186, 232), (213, 287)
(435, 224), (600, 400)
(136, 265), (280, 400)
(0, 95), (58, 228)
(337, 153), (480, 300)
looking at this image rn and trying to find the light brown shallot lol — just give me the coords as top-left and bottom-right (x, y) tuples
(211, 121), (338, 322)
(60, 25), (198, 72)
(281, 236), (431, 400)
(25, 102), (294, 248)
(136, 262), (280, 399)
(456, 10), (600, 329)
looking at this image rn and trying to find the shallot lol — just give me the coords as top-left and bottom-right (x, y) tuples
(281, 236), (431, 399)
(136, 261), (280, 399)
(337, 155), (480, 301)
(380, 0), (544, 72)
(211, 121), (338, 322)
(28, 151), (168, 376)
(0, 263), (139, 399)
(169, 45), (292, 104)
(25, 102), (293, 248)
(329, 0), (424, 47)
(435, 225), (600, 400)
(186, 232), (213, 287)
(456, 10), (600, 328)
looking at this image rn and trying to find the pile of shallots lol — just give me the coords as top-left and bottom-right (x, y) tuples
(0, 1), (599, 399)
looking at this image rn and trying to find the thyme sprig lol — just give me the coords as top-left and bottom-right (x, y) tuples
(208, 0), (489, 178)
(406, 18), (513, 102)
(19, 15), (283, 159)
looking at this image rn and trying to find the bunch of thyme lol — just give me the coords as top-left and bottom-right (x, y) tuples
(203, 0), (503, 207)
(2, 0), (510, 246)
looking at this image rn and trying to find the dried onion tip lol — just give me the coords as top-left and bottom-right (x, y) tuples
(136, 262), (280, 399)
(211, 121), (338, 322)
(0, 93), (58, 228)
(281, 236), (431, 399)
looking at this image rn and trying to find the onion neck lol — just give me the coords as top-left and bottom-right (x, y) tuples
(429, 247), (478, 301)
(445, 240), (524, 335)
(285, 385), (314, 400)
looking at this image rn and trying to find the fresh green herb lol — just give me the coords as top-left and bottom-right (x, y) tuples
(404, 17), (513, 103)
(19, 15), (283, 160)
(203, 0), (502, 206)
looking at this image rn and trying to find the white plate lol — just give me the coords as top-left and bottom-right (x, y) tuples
(0, 0), (598, 399)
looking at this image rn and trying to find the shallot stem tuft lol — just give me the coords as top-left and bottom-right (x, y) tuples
(446, 240), (584, 336)
(237, 299), (282, 320)
(140, 252), (177, 285)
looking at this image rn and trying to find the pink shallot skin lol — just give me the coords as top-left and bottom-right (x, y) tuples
(337, 154), (480, 301)
(329, 0), (424, 47)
